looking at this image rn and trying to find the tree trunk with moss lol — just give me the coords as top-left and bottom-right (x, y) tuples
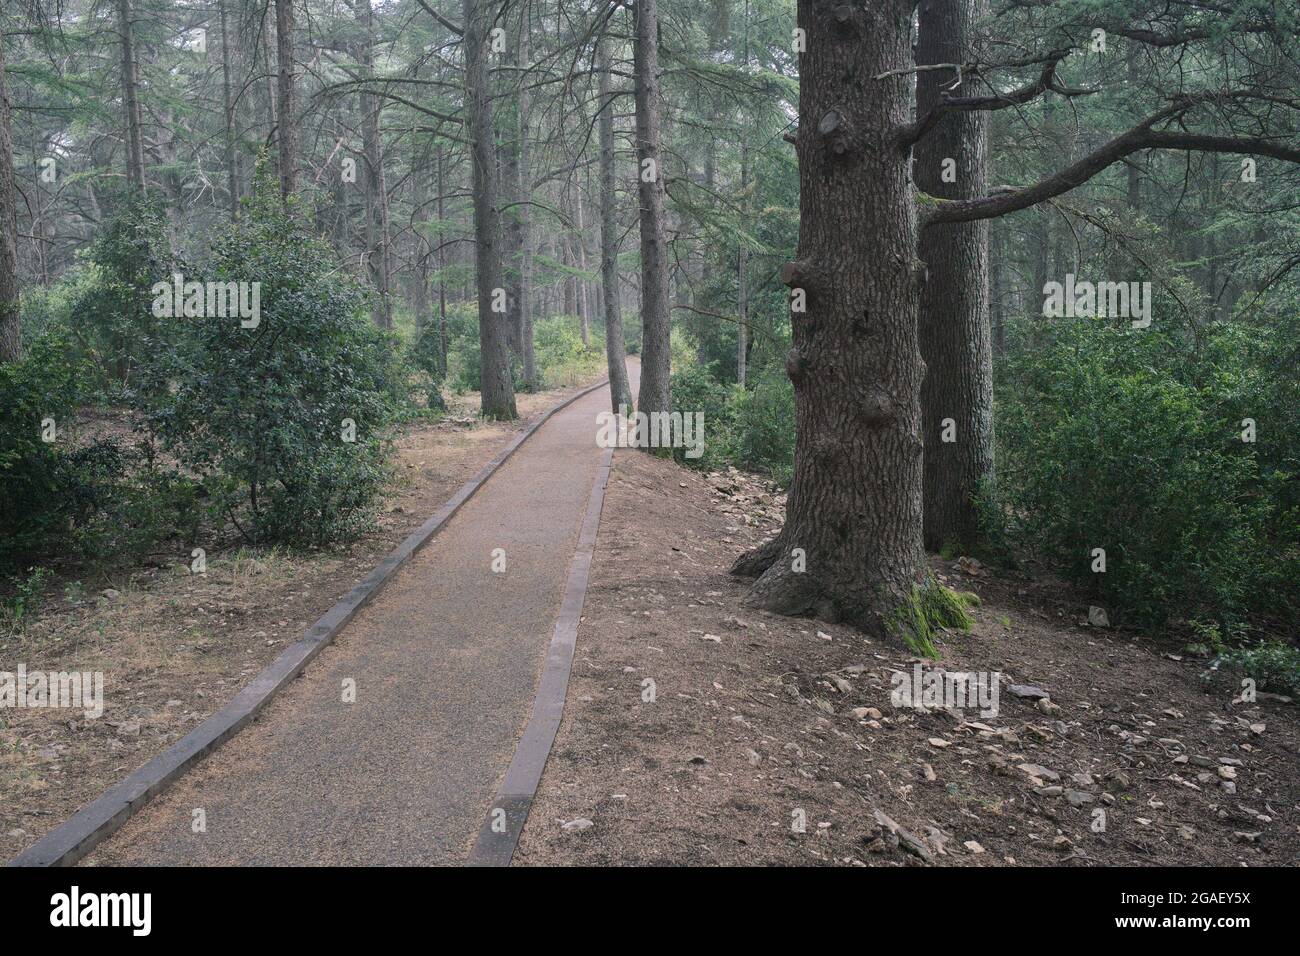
(731, 0), (929, 638)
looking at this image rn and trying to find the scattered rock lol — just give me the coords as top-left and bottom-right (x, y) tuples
(1009, 684), (1050, 701)
(872, 810), (934, 864)
(561, 818), (594, 832)
(700, 634), (722, 643)
(963, 840), (985, 854)
(1087, 606), (1110, 627)
(1017, 762), (1060, 783)
(1065, 789), (1096, 808)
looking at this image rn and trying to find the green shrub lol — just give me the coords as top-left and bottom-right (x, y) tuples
(1224, 641), (1300, 697)
(410, 323), (447, 411)
(726, 364), (795, 485)
(138, 189), (400, 548)
(533, 316), (605, 388)
(0, 330), (91, 568)
(990, 321), (1299, 628)
(669, 362), (738, 471)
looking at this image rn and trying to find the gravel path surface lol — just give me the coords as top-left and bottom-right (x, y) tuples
(81, 363), (636, 866)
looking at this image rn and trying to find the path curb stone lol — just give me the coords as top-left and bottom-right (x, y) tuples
(468, 445), (616, 866)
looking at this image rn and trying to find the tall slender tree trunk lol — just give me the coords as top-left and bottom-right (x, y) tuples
(915, 0), (993, 553)
(0, 22), (20, 362)
(575, 187), (591, 346)
(357, 0), (391, 327)
(412, 142), (431, 335)
(220, 0), (240, 219)
(737, 150), (749, 387)
(436, 144), (449, 370)
(463, 0), (517, 419)
(735, 3), (750, 386)
(274, 0), (296, 201)
(502, 18), (525, 358)
(990, 220), (1005, 357)
(512, 18), (535, 386)
(732, 0), (928, 633)
(597, 38), (633, 413)
(117, 0), (147, 194)
(632, 0), (671, 420)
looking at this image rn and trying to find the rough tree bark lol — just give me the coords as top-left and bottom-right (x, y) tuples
(632, 0), (672, 420)
(117, 0), (147, 194)
(598, 37), (633, 413)
(462, 0), (517, 419)
(915, 0), (993, 553)
(503, 15), (535, 384)
(274, 0), (296, 201)
(220, 0), (241, 219)
(731, 0), (929, 633)
(356, 0), (392, 327)
(0, 22), (19, 362)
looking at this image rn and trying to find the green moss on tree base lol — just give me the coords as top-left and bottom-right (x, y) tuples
(889, 582), (978, 658)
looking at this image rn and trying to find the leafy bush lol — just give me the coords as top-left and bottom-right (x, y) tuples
(1224, 641), (1300, 697)
(409, 323), (447, 411)
(668, 358), (795, 485)
(66, 203), (178, 398)
(139, 191), (400, 548)
(990, 321), (1299, 629)
(0, 330), (91, 567)
(727, 364), (795, 485)
(533, 316), (604, 388)
(669, 361), (738, 471)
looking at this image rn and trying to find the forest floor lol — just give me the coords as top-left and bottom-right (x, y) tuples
(0, 377), (603, 862)
(515, 450), (1300, 867)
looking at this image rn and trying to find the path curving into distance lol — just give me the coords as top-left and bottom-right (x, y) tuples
(75, 360), (638, 866)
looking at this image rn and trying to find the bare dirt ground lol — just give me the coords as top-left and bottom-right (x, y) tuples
(0, 379), (601, 861)
(515, 450), (1300, 867)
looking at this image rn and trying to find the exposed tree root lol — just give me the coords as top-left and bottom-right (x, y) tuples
(741, 560), (823, 618)
(730, 535), (786, 578)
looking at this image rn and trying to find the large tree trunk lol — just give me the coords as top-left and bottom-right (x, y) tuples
(731, 0), (927, 633)
(0, 22), (20, 362)
(915, 0), (994, 553)
(274, 0), (296, 201)
(117, 0), (147, 194)
(597, 38), (633, 413)
(632, 0), (671, 420)
(463, 0), (517, 419)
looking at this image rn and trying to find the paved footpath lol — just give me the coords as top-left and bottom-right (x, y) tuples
(83, 362), (637, 866)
